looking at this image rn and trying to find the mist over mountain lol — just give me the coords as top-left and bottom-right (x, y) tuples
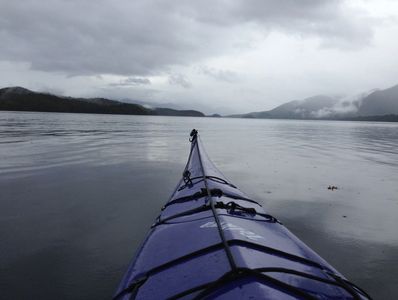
(0, 87), (205, 117)
(120, 98), (185, 111)
(2, 84), (398, 121)
(231, 84), (398, 121)
(357, 85), (398, 116)
(241, 95), (339, 119)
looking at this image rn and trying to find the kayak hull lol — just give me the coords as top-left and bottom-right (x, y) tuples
(115, 130), (370, 300)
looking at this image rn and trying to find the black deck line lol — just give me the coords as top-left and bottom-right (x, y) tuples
(154, 204), (210, 226)
(194, 134), (237, 270)
(168, 266), (366, 300)
(117, 235), (370, 299)
(257, 268), (368, 300)
(165, 190), (261, 209)
(228, 239), (327, 270)
(156, 210), (279, 226)
(146, 243), (225, 276)
(177, 175), (237, 191)
(126, 238), (331, 289)
(190, 268), (318, 300)
(154, 201), (277, 227)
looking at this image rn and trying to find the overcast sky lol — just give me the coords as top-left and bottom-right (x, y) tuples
(1, 0), (398, 114)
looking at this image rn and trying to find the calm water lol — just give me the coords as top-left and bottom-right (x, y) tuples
(0, 111), (397, 299)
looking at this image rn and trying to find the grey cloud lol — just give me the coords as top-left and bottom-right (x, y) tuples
(37, 86), (66, 96)
(201, 67), (240, 83)
(168, 74), (192, 89)
(98, 86), (160, 102)
(310, 90), (377, 118)
(0, 0), (374, 76)
(0, 0), (201, 76)
(174, 0), (374, 47)
(109, 77), (151, 87)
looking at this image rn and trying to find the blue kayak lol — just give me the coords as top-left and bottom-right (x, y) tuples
(115, 130), (371, 300)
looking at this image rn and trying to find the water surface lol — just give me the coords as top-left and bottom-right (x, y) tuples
(1, 111), (397, 299)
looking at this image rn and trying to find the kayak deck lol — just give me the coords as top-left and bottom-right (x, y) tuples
(115, 130), (370, 299)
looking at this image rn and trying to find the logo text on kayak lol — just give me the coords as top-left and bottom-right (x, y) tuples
(200, 221), (264, 241)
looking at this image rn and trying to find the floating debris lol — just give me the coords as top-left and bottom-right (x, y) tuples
(328, 185), (338, 191)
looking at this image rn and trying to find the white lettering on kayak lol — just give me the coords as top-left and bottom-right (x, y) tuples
(200, 221), (264, 241)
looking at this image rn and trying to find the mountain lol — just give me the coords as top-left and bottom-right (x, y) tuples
(231, 84), (398, 121)
(241, 95), (339, 119)
(207, 113), (222, 118)
(0, 87), (205, 117)
(357, 84), (398, 116)
(153, 107), (204, 117)
(2, 84), (397, 121)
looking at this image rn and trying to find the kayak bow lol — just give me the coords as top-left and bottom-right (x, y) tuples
(115, 129), (371, 300)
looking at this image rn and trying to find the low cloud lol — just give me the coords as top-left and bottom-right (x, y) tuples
(109, 77), (151, 87)
(311, 90), (377, 118)
(168, 74), (192, 89)
(201, 67), (240, 83)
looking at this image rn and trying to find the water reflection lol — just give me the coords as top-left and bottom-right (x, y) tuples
(0, 111), (397, 299)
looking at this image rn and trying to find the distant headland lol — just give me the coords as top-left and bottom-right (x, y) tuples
(1, 85), (398, 121)
(0, 87), (205, 117)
